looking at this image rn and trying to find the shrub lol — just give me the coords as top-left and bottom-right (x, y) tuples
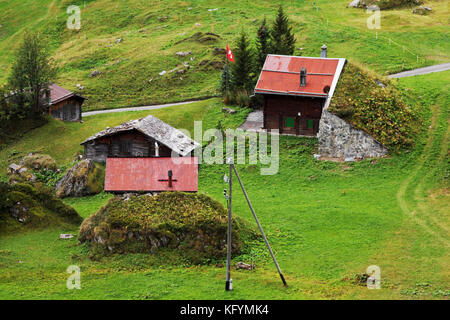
(223, 91), (235, 105)
(236, 90), (250, 107)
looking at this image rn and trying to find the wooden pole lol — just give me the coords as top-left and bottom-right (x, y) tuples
(225, 163), (233, 291)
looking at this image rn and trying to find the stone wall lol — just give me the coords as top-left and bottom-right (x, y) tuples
(318, 110), (388, 159)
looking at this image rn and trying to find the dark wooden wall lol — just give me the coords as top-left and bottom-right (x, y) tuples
(263, 95), (325, 136)
(84, 129), (173, 163)
(49, 97), (83, 122)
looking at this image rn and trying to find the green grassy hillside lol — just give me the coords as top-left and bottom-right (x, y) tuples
(0, 0), (448, 300)
(0, 0), (448, 110)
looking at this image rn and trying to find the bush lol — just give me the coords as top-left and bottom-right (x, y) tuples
(223, 91), (235, 105)
(79, 192), (258, 264)
(235, 90), (250, 107)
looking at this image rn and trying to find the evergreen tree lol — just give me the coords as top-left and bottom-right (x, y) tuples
(270, 6), (296, 55)
(256, 17), (270, 69)
(219, 63), (232, 95)
(230, 31), (254, 93)
(8, 32), (55, 117)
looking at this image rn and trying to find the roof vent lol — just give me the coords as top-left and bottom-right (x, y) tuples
(300, 68), (307, 87)
(321, 44), (327, 58)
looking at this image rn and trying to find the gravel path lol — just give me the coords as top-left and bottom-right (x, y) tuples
(82, 100), (198, 117)
(388, 63), (450, 79)
(238, 110), (264, 131)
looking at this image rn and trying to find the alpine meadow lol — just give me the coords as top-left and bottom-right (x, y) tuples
(0, 0), (448, 303)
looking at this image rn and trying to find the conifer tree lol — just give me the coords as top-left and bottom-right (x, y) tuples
(230, 31), (254, 93)
(270, 6), (296, 55)
(256, 17), (270, 69)
(219, 63), (232, 95)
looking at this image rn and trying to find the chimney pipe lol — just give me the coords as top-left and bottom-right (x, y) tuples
(321, 44), (327, 58)
(300, 67), (307, 87)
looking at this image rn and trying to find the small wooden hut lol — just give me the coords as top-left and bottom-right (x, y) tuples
(48, 84), (86, 122)
(80, 115), (200, 163)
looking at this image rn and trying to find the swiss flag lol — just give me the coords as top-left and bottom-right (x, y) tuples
(226, 45), (235, 63)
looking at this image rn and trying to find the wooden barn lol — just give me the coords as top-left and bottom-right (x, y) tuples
(254, 53), (346, 136)
(80, 115), (200, 163)
(48, 84), (86, 122)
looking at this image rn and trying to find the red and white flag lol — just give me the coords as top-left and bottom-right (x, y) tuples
(226, 44), (235, 63)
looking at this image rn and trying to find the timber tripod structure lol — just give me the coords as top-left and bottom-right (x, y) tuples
(224, 161), (287, 291)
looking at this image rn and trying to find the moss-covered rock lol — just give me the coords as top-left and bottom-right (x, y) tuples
(55, 160), (104, 198)
(0, 182), (82, 234)
(329, 62), (420, 151)
(20, 153), (57, 171)
(349, 0), (422, 10)
(79, 192), (258, 264)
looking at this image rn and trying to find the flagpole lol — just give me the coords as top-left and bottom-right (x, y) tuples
(225, 44), (229, 98)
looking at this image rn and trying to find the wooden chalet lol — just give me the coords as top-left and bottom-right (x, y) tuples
(254, 53), (346, 136)
(48, 84), (86, 122)
(80, 115), (200, 163)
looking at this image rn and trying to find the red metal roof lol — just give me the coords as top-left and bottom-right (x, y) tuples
(105, 157), (198, 192)
(255, 55), (341, 98)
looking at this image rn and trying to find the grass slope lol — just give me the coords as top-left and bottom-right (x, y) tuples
(0, 0), (448, 110)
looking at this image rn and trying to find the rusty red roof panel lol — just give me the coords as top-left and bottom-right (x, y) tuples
(105, 157), (198, 192)
(255, 55), (341, 97)
(49, 84), (86, 104)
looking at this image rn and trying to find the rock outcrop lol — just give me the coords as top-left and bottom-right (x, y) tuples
(318, 110), (388, 159)
(56, 160), (104, 198)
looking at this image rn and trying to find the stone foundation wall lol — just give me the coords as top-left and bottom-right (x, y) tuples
(318, 110), (388, 159)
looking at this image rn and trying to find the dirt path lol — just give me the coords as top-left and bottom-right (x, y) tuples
(396, 103), (449, 247)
